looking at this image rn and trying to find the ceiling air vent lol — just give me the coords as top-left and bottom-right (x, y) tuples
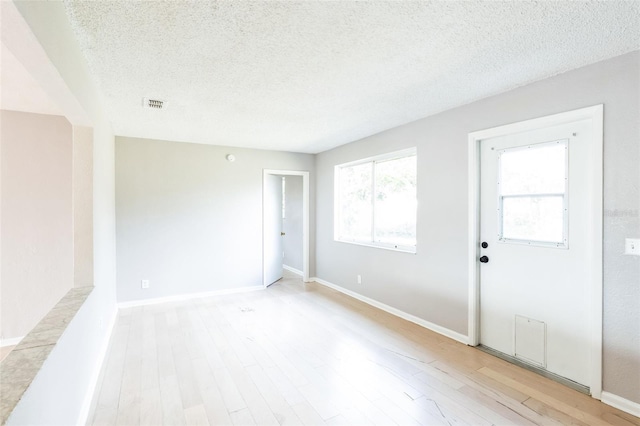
(143, 97), (164, 109)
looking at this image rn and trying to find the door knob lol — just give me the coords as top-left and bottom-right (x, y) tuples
(281, 232), (286, 236)
(479, 255), (489, 263)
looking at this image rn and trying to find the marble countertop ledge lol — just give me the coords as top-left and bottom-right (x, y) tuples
(0, 286), (94, 425)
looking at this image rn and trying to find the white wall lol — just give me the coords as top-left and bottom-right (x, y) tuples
(315, 51), (639, 403)
(0, 110), (73, 340)
(115, 137), (315, 303)
(283, 175), (303, 272)
(5, 1), (118, 424)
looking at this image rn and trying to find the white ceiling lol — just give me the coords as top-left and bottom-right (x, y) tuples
(63, 1), (639, 154)
(0, 42), (63, 116)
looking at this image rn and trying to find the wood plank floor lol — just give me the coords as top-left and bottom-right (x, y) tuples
(90, 272), (639, 426)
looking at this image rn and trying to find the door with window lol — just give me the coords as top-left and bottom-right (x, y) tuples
(479, 118), (592, 388)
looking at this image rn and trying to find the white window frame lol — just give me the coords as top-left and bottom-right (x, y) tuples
(497, 139), (569, 249)
(334, 147), (417, 254)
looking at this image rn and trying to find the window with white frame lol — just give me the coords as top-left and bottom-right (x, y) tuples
(334, 148), (417, 253)
(498, 140), (568, 248)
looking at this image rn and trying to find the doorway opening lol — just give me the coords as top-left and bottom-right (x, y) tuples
(262, 170), (310, 287)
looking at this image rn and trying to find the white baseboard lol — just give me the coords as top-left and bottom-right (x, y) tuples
(601, 391), (640, 418)
(0, 336), (24, 347)
(77, 306), (118, 426)
(311, 277), (469, 345)
(283, 265), (303, 276)
(117, 285), (265, 309)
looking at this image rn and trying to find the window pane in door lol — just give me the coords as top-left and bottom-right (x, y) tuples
(338, 162), (372, 242)
(500, 142), (567, 195)
(374, 155), (417, 246)
(502, 196), (564, 243)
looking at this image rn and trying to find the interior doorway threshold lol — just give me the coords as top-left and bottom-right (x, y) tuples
(477, 344), (590, 395)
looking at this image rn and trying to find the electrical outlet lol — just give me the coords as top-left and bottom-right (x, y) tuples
(357, 274), (362, 284)
(625, 238), (640, 256)
(141, 279), (150, 289)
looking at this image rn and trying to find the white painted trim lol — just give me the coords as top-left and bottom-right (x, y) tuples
(117, 285), (264, 309)
(77, 306), (118, 426)
(0, 1), (91, 126)
(334, 238), (417, 254)
(312, 277), (468, 345)
(0, 336), (24, 347)
(601, 392), (640, 418)
(588, 105), (604, 399)
(283, 264), (303, 276)
(467, 133), (480, 346)
(263, 170), (311, 284)
(467, 105), (604, 397)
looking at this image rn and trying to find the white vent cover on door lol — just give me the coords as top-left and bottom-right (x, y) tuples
(514, 315), (546, 367)
(142, 98), (164, 109)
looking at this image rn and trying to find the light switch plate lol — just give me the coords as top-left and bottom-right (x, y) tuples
(625, 238), (640, 256)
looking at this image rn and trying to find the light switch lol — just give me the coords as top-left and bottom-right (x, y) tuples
(625, 238), (640, 256)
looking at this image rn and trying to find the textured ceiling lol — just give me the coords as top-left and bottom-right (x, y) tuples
(64, 1), (639, 153)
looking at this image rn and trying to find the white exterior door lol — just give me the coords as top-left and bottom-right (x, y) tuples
(479, 118), (593, 387)
(263, 174), (283, 287)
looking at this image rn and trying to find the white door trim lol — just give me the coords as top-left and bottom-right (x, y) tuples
(263, 169), (311, 284)
(467, 105), (604, 398)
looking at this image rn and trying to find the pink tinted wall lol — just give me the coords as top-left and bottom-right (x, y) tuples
(1, 110), (73, 340)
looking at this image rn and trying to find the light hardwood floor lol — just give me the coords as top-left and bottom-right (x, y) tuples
(90, 272), (639, 426)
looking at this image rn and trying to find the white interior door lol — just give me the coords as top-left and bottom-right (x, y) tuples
(263, 174), (283, 287)
(479, 119), (592, 387)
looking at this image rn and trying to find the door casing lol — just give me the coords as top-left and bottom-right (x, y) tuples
(263, 169), (311, 286)
(466, 105), (604, 398)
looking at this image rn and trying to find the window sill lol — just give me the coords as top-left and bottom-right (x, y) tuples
(0, 286), (94, 424)
(335, 239), (416, 254)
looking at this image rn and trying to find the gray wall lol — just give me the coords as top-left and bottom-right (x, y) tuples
(115, 137), (315, 303)
(315, 52), (639, 403)
(283, 175), (303, 272)
(1, 110), (73, 340)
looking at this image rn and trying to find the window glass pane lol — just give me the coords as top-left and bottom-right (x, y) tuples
(339, 162), (372, 242)
(502, 196), (564, 243)
(374, 155), (417, 246)
(500, 142), (566, 195)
